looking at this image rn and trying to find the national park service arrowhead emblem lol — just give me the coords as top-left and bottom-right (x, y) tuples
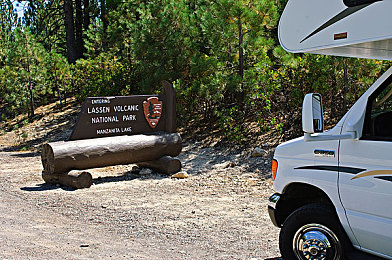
(143, 97), (163, 129)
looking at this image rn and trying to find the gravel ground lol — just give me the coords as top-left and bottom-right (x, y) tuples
(0, 141), (282, 259)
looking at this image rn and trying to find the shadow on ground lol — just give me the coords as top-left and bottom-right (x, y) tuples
(10, 152), (40, 158)
(92, 171), (168, 185)
(20, 183), (75, 192)
(20, 170), (172, 192)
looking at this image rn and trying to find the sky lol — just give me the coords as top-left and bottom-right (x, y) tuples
(13, 0), (27, 19)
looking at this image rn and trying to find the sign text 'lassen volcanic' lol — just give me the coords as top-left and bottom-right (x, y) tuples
(88, 104), (140, 125)
(87, 103), (140, 125)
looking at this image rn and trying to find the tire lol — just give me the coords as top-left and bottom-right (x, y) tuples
(279, 203), (353, 260)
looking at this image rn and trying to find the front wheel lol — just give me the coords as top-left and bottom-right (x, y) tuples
(279, 203), (352, 260)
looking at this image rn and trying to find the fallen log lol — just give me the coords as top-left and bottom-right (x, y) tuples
(42, 170), (93, 189)
(41, 133), (182, 174)
(137, 156), (182, 175)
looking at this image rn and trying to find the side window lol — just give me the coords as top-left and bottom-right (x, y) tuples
(364, 83), (392, 140)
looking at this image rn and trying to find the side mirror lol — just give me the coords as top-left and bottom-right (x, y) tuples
(302, 93), (324, 134)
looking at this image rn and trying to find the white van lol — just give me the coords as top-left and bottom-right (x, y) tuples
(268, 0), (392, 259)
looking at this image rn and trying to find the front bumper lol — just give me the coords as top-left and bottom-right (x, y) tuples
(268, 193), (281, 227)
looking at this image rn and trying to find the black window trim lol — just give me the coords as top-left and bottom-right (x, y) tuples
(343, 0), (382, 8)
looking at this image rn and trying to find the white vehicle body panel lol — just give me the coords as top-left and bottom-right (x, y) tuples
(279, 0), (392, 60)
(339, 139), (392, 257)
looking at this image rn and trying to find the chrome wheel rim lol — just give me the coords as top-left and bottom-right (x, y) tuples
(293, 224), (342, 260)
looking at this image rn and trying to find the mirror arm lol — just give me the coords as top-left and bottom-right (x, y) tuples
(304, 131), (357, 142)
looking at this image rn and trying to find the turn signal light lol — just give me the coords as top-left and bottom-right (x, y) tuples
(272, 159), (278, 181)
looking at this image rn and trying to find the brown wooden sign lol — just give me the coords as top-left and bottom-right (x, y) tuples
(69, 81), (176, 140)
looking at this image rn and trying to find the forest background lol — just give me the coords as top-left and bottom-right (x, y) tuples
(1, 0), (391, 144)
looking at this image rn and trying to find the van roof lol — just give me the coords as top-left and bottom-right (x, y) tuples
(278, 0), (392, 60)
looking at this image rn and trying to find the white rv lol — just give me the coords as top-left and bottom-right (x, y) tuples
(268, 0), (392, 259)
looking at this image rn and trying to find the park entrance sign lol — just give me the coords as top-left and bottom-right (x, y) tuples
(70, 81), (176, 140)
(41, 81), (182, 189)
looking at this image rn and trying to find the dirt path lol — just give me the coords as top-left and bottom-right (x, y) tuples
(0, 189), (153, 259)
(0, 143), (282, 259)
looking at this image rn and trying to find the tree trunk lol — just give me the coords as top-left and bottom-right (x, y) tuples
(41, 133), (182, 174)
(137, 156), (182, 175)
(342, 60), (348, 116)
(101, 0), (108, 50)
(83, 0), (90, 31)
(237, 16), (245, 108)
(42, 170), (93, 189)
(238, 18), (244, 80)
(25, 38), (35, 120)
(64, 0), (77, 63)
(28, 79), (35, 120)
(75, 0), (84, 59)
(27, 59), (35, 120)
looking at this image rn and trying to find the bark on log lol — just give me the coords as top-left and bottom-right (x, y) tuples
(42, 170), (93, 189)
(137, 156), (182, 175)
(41, 133), (182, 174)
